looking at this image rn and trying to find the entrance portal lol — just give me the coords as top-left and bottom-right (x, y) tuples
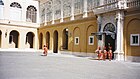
(53, 30), (58, 53)
(62, 28), (68, 50)
(103, 23), (116, 59)
(9, 30), (19, 48)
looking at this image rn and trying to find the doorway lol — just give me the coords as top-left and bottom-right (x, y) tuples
(26, 32), (34, 48)
(46, 32), (50, 49)
(103, 23), (116, 59)
(53, 30), (58, 53)
(62, 28), (68, 50)
(9, 30), (19, 48)
(105, 35), (115, 59)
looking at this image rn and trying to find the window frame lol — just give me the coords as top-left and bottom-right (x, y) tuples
(75, 37), (79, 45)
(89, 36), (94, 45)
(130, 34), (140, 46)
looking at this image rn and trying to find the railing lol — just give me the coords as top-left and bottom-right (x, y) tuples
(93, 0), (140, 15)
(126, 0), (140, 8)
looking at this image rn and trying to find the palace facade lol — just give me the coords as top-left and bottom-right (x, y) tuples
(0, 0), (140, 62)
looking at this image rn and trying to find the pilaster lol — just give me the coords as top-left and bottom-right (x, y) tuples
(114, 10), (124, 61)
(71, 0), (74, 20)
(60, 0), (64, 22)
(83, 0), (87, 18)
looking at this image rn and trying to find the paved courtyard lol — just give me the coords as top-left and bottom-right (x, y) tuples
(0, 51), (140, 79)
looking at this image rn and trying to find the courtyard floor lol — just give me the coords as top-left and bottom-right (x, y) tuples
(0, 51), (140, 79)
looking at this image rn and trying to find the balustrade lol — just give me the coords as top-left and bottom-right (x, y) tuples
(93, 0), (140, 15)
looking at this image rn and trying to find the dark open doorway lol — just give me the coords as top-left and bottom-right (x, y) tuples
(53, 30), (58, 53)
(62, 28), (68, 50)
(105, 35), (115, 59)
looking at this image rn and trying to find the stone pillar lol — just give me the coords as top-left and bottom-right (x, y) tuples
(114, 10), (124, 61)
(71, 0), (74, 20)
(37, 1), (40, 23)
(60, 1), (64, 22)
(34, 30), (39, 49)
(52, 0), (55, 24)
(44, 3), (47, 25)
(83, 0), (87, 18)
(4, 0), (10, 20)
(22, 1), (26, 22)
(97, 15), (103, 48)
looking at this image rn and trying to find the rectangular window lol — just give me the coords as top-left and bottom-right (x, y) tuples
(75, 37), (79, 45)
(89, 36), (94, 45)
(130, 34), (140, 46)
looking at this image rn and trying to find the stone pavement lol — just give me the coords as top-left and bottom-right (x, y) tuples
(0, 51), (140, 79)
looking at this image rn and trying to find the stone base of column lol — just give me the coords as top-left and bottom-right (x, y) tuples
(114, 51), (124, 61)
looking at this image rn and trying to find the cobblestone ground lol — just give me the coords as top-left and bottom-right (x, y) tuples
(0, 51), (140, 79)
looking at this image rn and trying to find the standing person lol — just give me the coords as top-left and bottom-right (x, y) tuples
(43, 45), (48, 56)
(95, 47), (101, 60)
(108, 46), (112, 61)
(103, 47), (107, 60)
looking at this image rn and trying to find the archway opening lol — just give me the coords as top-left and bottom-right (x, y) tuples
(0, 30), (2, 48)
(9, 30), (19, 48)
(39, 33), (43, 49)
(53, 30), (58, 53)
(46, 32), (50, 49)
(26, 32), (34, 48)
(103, 23), (116, 59)
(62, 28), (68, 50)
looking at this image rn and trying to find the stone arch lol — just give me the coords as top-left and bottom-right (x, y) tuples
(103, 23), (116, 59)
(0, 0), (4, 5)
(26, 32), (35, 48)
(103, 23), (116, 32)
(10, 2), (22, 8)
(9, 30), (19, 48)
(39, 33), (43, 49)
(126, 18), (140, 56)
(73, 27), (80, 52)
(46, 31), (50, 49)
(86, 25), (96, 53)
(53, 30), (58, 53)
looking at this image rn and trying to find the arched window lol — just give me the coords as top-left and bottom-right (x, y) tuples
(103, 23), (115, 32)
(10, 2), (22, 8)
(0, 0), (4, 19)
(0, 0), (4, 5)
(63, 0), (71, 17)
(54, 0), (61, 20)
(74, 0), (83, 15)
(10, 2), (22, 21)
(26, 5), (37, 23)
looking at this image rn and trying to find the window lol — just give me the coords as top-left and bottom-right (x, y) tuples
(26, 5), (37, 23)
(0, 0), (4, 19)
(10, 2), (22, 21)
(130, 34), (140, 46)
(0, 0), (4, 5)
(75, 37), (79, 45)
(63, 0), (71, 17)
(46, 1), (52, 22)
(74, 0), (83, 15)
(54, 0), (61, 20)
(87, 0), (94, 11)
(89, 36), (94, 45)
